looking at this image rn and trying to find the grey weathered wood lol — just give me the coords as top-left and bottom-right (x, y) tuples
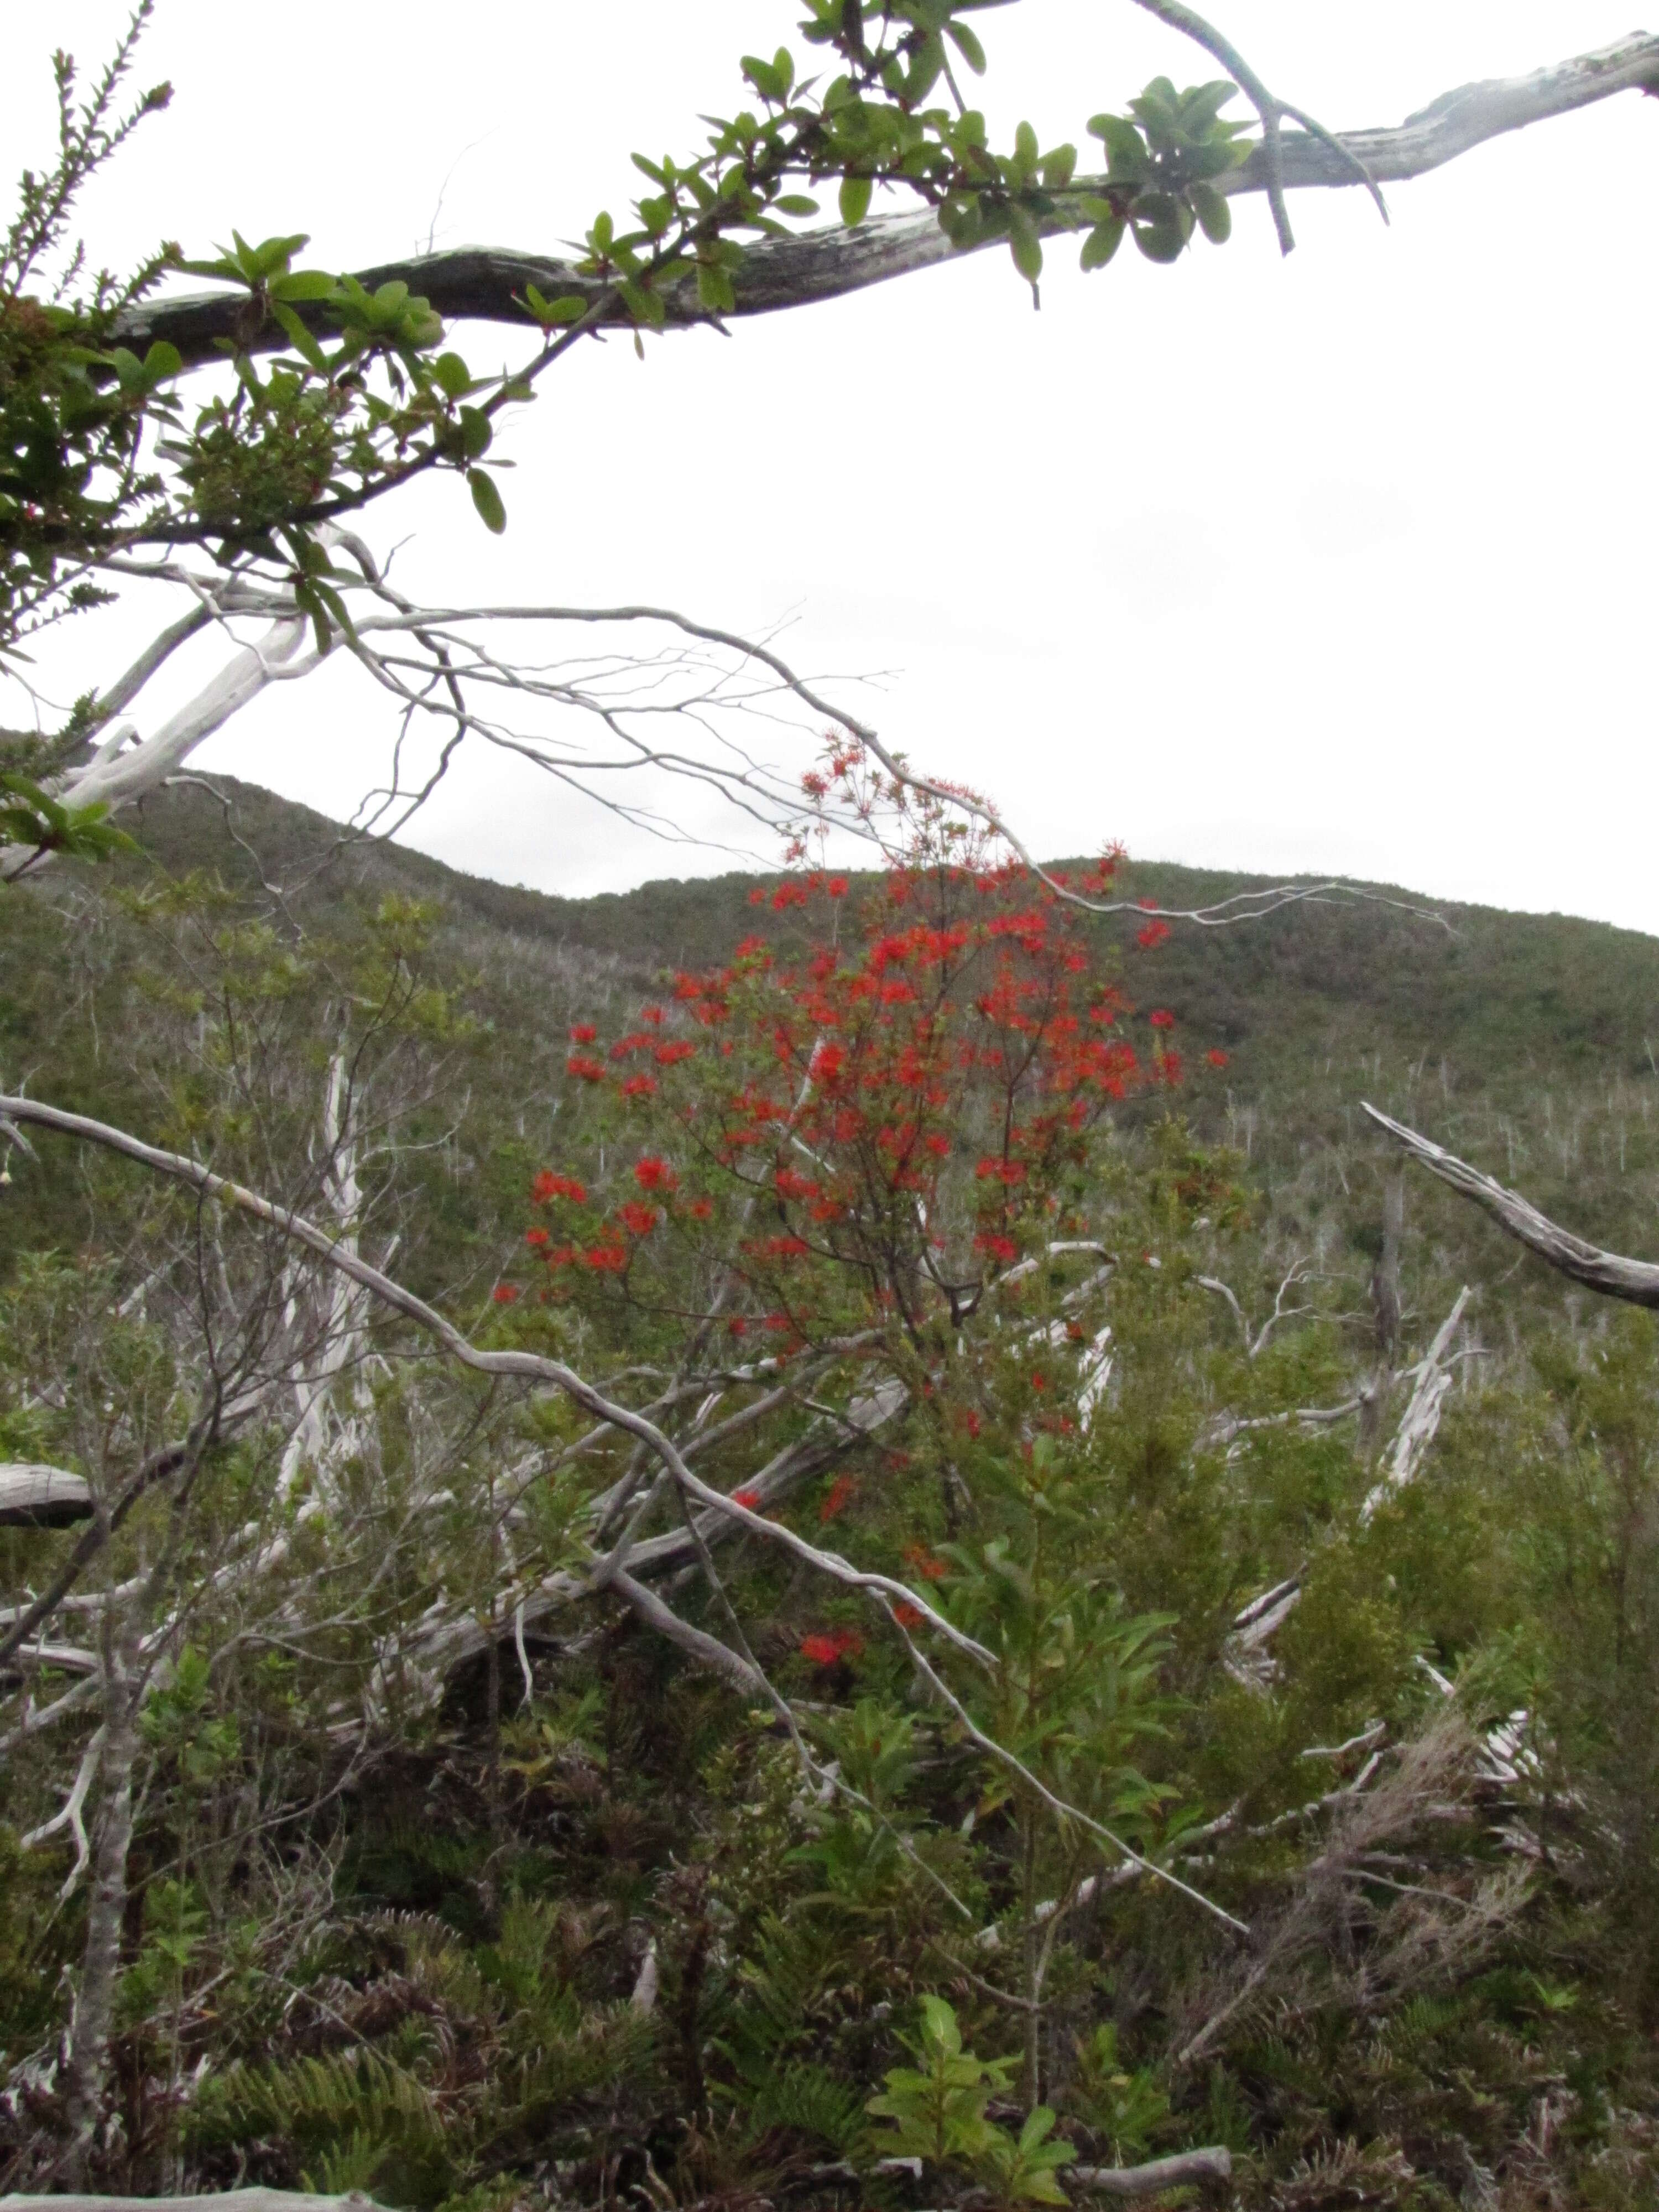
(1, 2195), (388, 2212)
(1072, 2146), (1233, 2194)
(111, 34), (1659, 367)
(0, 1464), (93, 1528)
(1364, 1104), (1659, 1309)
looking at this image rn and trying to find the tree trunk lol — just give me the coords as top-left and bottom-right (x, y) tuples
(61, 1629), (142, 2188)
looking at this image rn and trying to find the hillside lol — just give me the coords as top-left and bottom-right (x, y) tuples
(114, 774), (1659, 1251)
(7, 778), (1659, 2212)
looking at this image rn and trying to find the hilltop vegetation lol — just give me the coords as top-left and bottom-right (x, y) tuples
(3, 780), (1659, 2212)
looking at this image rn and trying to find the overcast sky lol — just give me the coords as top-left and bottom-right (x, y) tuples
(10, 4), (1657, 926)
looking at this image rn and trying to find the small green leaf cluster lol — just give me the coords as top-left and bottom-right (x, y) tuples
(164, 230), (511, 568)
(545, 5), (1254, 343)
(868, 1996), (1074, 2203)
(0, 769), (136, 864)
(1078, 77), (1253, 269)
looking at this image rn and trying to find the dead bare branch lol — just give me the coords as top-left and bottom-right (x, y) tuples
(1364, 1103), (1659, 1308)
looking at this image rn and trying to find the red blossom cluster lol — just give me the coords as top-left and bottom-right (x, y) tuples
(799, 1629), (864, 1666)
(533, 1170), (587, 1203)
(819, 1473), (858, 1522)
(515, 820), (1232, 1332)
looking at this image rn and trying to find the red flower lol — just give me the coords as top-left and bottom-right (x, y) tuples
(820, 1474), (858, 1523)
(654, 1039), (696, 1066)
(1136, 919), (1171, 950)
(1149, 1009), (1176, 1030)
(685, 1196), (714, 1220)
(748, 886), (767, 906)
(1207, 1047), (1230, 1067)
(827, 876), (849, 899)
(757, 1233), (809, 1259)
(633, 1155), (677, 1192)
(893, 1601), (925, 1630)
(546, 1244), (580, 1267)
(973, 1232), (1019, 1265)
(493, 1284), (520, 1303)
(525, 1227), (550, 1248)
(731, 1487), (761, 1510)
(800, 1630), (863, 1666)
(904, 1545), (948, 1583)
(585, 1242), (628, 1272)
(619, 1072), (658, 1099)
(618, 1201), (660, 1237)
(641, 1005), (664, 1026)
(568, 1023), (598, 1044)
(533, 1169), (587, 1203)
(566, 1054), (606, 1082)
(975, 1157), (1025, 1186)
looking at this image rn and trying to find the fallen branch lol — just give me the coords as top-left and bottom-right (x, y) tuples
(1071, 2147), (1233, 2195)
(0, 2195), (389, 2212)
(1363, 1104), (1659, 1308)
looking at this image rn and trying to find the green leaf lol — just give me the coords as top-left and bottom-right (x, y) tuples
(773, 194), (820, 218)
(238, 231), (309, 282)
(1189, 180), (1232, 243)
(1131, 194), (1192, 263)
(696, 262), (736, 314)
(838, 174), (873, 227)
(742, 54), (787, 102)
(523, 285), (590, 328)
(945, 18), (987, 74)
(458, 406), (492, 459)
(431, 351), (473, 399)
(1008, 207), (1043, 284)
(1041, 143), (1077, 190)
(1079, 215), (1125, 271)
(141, 340), (182, 383)
(269, 270), (336, 304)
(1088, 114), (1149, 184)
(268, 300), (327, 372)
(468, 467), (507, 534)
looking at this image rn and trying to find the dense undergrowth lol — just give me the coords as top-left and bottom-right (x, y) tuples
(2, 782), (1658, 2211)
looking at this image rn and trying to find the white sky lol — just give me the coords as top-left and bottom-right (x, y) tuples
(9, 3), (1658, 925)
